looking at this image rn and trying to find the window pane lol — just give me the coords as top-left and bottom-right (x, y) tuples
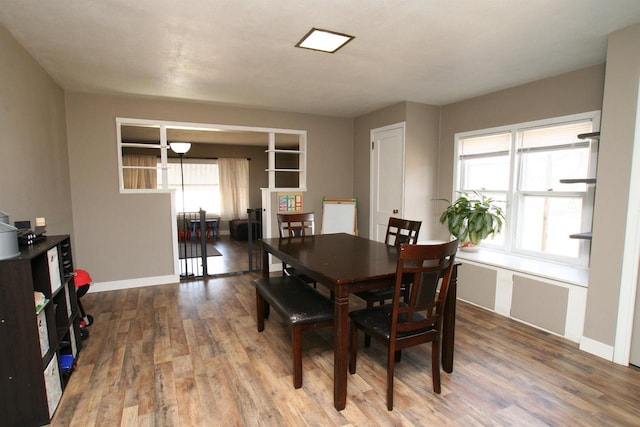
(519, 146), (590, 192)
(459, 133), (511, 191)
(517, 195), (582, 258)
(461, 155), (510, 191)
(123, 154), (161, 189)
(520, 121), (592, 150)
(163, 161), (220, 214)
(461, 133), (510, 156)
(519, 121), (593, 192)
(477, 191), (507, 247)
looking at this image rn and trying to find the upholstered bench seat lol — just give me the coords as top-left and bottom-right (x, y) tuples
(253, 276), (334, 388)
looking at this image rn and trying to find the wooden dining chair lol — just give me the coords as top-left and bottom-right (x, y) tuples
(355, 217), (421, 314)
(277, 212), (316, 285)
(277, 212), (315, 237)
(348, 239), (459, 410)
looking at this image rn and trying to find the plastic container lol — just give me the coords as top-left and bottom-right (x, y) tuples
(60, 354), (75, 373)
(0, 222), (19, 260)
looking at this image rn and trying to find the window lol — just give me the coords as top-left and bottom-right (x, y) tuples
(454, 111), (600, 267)
(164, 159), (220, 213)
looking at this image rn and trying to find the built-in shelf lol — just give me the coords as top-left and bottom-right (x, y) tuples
(559, 178), (597, 184)
(569, 231), (592, 240)
(265, 137), (306, 189)
(266, 149), (303, 154)
(577, 131), (600, 140)
(563, 131), (599, 241)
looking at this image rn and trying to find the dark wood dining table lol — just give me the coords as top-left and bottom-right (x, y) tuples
(260, 233), (459, 411)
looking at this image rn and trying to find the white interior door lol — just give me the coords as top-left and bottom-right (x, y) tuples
(370, 123), (405, 242)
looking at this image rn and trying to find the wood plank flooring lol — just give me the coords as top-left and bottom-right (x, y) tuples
(51, 275), (640, 426)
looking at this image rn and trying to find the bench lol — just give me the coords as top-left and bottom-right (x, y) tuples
(253, 276), (334, 388)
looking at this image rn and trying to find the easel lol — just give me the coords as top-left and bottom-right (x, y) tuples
(321, 198), (358, 235)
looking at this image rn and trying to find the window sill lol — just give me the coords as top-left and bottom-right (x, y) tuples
(455, 248), (589, 287)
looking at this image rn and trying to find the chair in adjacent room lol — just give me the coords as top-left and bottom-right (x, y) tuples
(348, 239), (459, 410)
(277, 212), (316, 285)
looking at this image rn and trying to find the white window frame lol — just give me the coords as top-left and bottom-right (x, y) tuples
(453, 111), (600, 267)
(116, 117), (307, 193)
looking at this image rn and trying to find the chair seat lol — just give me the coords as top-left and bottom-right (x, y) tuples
(349, 305), (435, 340)
(355, 287), (394, 303)
(253, 276), (334, 325)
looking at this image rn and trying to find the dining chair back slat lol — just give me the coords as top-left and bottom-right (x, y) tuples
(278, 212), (315, 237)
(384, 217), (421, 247)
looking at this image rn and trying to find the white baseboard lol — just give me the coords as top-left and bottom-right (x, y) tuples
(88, 274), (179, 293)
(579, 336), (614, 361)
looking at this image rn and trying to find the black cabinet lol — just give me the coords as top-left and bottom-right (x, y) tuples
(0, 235), (82, 426)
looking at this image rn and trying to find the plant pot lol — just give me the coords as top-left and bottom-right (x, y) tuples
(459, 241), (480, 252)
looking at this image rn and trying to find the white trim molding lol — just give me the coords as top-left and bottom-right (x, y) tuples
(580, 336), (615, 361)
(89, 274), (179, 293)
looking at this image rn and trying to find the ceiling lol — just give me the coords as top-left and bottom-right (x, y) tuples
(2, 1), (640, 118)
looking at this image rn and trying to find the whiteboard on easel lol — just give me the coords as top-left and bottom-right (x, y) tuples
(321, 198), (358, 235)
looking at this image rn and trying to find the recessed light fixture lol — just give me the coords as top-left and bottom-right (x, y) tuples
(295, 28), (355, 53)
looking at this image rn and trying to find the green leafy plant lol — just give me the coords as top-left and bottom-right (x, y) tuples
(438, 191), (505, 247)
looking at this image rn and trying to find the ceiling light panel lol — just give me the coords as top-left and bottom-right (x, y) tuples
(296, 28), (354, 53)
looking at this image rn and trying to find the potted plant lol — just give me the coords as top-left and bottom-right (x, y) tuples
(438, 191), (505, 251)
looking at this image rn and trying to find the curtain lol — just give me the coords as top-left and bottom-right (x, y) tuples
(218, 158), (249, 220)
(123, 155), (157, 189)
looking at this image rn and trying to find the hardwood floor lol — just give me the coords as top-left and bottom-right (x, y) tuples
(51, 275), (640, 426)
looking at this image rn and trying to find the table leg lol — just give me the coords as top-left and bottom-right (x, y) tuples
(261, 246), (269, 278)
(442, 264), (458, 373)
(333, 288), (349, 410)
(261, 246), (270, 318)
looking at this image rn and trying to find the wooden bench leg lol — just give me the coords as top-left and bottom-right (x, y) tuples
(292, 325), (303, 389)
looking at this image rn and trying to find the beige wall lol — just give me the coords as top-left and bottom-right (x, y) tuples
(511, 275), (569, 335)
(404, 102), (441, 240)
(585, 23), (640, 346)
(64, 92), (353, 285)
(457, 263), (497, 309)
(353, 103), (406, 238)
(436, 64), (606, 239)
(0, 25), (73, 235)
(353, 102), (440, 239)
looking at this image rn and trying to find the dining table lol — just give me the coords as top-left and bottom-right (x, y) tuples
(260, 233), (459, 411)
